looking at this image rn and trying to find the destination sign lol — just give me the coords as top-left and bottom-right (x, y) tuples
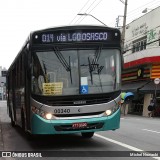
(32, 29), (120, 44)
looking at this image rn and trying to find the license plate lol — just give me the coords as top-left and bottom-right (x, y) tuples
(72, 122), (87, 129)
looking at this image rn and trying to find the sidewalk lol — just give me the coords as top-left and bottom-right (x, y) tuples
(121, 113), (160, 119)
(0, 100), (5, 150)
(0, 100), (7, 103)
(0, 101), (15, 159)
(0, 117), (4, 150)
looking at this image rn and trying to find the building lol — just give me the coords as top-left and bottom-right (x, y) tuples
(122, 6), (160, 117)
(0, 66), (7, 100)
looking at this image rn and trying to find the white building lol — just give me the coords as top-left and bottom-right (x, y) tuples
(122, 6), (160, 117)
(0, 66), (7, 100)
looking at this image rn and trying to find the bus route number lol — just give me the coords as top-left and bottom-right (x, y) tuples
(53, 108), (70, 114)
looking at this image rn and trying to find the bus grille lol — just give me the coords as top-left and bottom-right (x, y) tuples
(46, 97), (111, 106)
(54, 123), (104, 131)
(32, 91), (120, 106)
(54, 111), (104, 118)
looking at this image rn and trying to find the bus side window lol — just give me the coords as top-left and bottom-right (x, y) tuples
(38, 75), (45, 91)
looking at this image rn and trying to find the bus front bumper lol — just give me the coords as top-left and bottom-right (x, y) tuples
(31, 109), (120, 135)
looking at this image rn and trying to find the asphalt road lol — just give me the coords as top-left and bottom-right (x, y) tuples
(0, 101), (160, 160)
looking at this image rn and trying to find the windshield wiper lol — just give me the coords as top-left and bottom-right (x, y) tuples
(42, 61), (47, 74)
(53, 47), (72, 84)
(88, 46), (103, 85)
(98, 66), (104, 74)
(88, 57), (93, 84)
(42, 61), (48, 82)
(68, 55), (72, 84)
(91, 46), (101, 71)
(90, 46), (104, 73)
(88, 46), (104, 92)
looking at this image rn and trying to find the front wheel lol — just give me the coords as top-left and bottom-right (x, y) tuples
(81, 132), (94, 138)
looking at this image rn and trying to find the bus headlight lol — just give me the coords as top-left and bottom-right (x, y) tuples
(105, 109), (112, 116)
(104, 101), (121, 116)
(31, 106), (53, 120)
(45, 113), (53, 120)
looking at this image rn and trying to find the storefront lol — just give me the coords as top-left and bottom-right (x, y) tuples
(122, 7), (160, 117)
(122, 66), (160, 117)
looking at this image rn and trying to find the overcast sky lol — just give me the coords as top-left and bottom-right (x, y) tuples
(0, 0), (160, 69)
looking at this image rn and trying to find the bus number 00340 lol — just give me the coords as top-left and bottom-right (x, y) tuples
(53, 109), (70, 114)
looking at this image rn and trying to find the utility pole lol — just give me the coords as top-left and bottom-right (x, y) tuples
(120, 0), (128, 53)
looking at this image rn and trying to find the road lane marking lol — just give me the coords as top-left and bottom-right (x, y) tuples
(95, 133), (160, 160)
(95, 133), (143, 151)
(120, 117), (140, 120)
(142, 129), (160, 134)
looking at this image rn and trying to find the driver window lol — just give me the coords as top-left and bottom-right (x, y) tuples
(38, 75), (45, 91)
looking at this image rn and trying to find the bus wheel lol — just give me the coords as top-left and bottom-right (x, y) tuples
(81, 132), (94, 138)
(25, 132), (36, 141)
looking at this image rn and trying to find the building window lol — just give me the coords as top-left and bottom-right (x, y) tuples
(135, 42), (140, 52)
(132, 44), (136, 53)
(132, 36), (147, 53)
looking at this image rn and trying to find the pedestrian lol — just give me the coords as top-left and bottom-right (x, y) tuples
(148, 99), (155, 117)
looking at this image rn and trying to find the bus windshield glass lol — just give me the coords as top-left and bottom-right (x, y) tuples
(31, 47), (121, 96)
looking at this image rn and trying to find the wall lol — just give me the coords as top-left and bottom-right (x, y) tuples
(143, 94), (152, 117)
(123, 6), (160, 68)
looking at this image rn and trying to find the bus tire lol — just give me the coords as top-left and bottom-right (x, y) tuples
(81, 132), (94, 138)
(25, 132), (36, 141)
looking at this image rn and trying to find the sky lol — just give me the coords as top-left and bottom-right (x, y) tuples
(0, 0), (160, 69)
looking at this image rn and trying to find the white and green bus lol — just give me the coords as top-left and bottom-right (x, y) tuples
(7, 25), (122, 138)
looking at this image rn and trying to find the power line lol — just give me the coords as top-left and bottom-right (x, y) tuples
(74, 0), (99, 24)
(84, 0), (99, 13)
(127, 0), (157, 15)
(78, 0), (103, 24)
(108, 0), (160, 27)
(72, 0), (103, 25)
(126, 0), (160, 23)
(69, 0), (91, 24)
(127, 3), (160, 23)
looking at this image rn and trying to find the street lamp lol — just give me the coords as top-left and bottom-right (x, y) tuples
(142, 8), (152, 13)
(77, 13), (107, 26)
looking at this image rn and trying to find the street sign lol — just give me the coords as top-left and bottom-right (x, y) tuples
(154, 78), (160, 85)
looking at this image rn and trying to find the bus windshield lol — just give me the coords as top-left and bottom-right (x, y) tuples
(31, 47), (121, 96)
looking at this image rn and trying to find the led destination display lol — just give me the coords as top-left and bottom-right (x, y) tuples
(41, 32), (107, 43)
(32, 29), (120, 44)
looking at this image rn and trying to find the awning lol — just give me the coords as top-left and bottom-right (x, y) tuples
(122, 80), (160, 93)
